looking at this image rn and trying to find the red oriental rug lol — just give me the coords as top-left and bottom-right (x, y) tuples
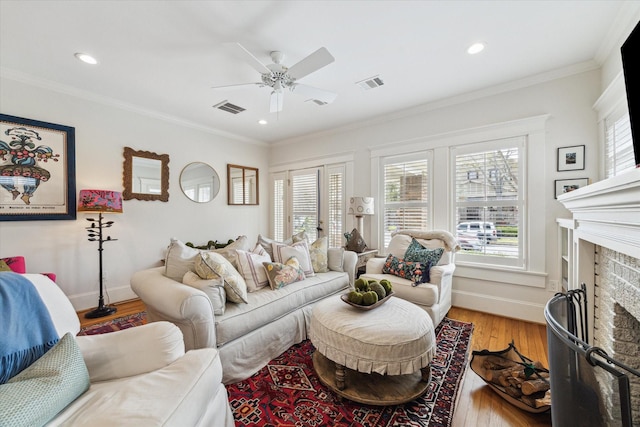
(78, 312), (147, 335)
(227, 317), (473, 427)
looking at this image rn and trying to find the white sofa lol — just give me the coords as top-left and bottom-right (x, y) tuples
(4, 273), (234, 427)
(131, 247), (357, 384)
(360, 229), (459, 326)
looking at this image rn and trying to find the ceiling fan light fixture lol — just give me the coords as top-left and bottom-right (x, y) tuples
(258, 119), (268, 125)
(467, 42), (486, 55)
(74, 52), (98, 65)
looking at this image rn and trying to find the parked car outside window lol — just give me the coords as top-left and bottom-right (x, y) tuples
(456, 221), (497, 244)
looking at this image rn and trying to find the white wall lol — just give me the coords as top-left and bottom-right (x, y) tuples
(0, 77), (269, 310)
(270, 69), (603, 323)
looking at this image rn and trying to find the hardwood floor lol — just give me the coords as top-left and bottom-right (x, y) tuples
(448, 306), (552, 427)
(76, 301), (551, 425)
(77, 298), (146, 329)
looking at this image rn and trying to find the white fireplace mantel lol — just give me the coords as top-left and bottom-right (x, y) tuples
(558, 168), (640, 258)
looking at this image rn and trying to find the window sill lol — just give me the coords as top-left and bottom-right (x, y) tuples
(454, 264), (547, 288)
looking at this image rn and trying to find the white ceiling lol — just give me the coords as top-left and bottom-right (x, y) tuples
(0, 1), (635, 144)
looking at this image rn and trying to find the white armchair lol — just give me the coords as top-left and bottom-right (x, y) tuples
(5, 273), (234, 427)
(360, 230), (459, 326)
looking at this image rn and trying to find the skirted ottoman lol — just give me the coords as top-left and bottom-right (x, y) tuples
(309, 294), (436, 405)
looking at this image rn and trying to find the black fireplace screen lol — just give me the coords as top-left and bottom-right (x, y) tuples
(545, 286), (640, 427)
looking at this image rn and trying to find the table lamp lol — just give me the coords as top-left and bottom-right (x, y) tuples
(348, 196), (374, 235)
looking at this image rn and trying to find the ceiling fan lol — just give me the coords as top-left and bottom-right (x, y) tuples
(213, 43), (337, 113)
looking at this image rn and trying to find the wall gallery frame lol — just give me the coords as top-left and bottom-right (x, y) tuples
(555, 178), (589, 199)
(557, 145), (585, 171)
(0, 114), (76, 221)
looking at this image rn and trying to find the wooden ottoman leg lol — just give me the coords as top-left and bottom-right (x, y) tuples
(335, 363), (346, 390)
(421, 365), (431, 383)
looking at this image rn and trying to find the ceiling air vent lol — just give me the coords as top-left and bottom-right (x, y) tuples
(356, 75), (384, 90)
(306, 99), (329, 106)
(213, 100), (246, 114)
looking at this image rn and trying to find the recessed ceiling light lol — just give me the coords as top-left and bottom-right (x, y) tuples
(467, 42), (486, 55)
(74, 52), (98, 65)
(258, 119), (268, 125)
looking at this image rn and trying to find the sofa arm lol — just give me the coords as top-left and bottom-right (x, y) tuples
(365, 257), (386, 274)
(131, 267), (217, 351)
(342, 250), (357, 286)
(76, 322), (184, 382)
(429, 263), (455, 285)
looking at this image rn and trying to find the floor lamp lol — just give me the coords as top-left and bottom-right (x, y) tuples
(78, 189), (123, 319)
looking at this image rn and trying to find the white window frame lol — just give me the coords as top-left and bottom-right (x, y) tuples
(371, 115), (548, 288)
(451, 137), (525, 269)
(378, 152), (433, 253)
(269, 155), (352, 246)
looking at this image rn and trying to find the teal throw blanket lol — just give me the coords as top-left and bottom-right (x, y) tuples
(0, 272), (59, 384)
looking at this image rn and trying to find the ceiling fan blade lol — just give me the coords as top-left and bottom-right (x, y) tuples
(211, 82), (262, 90)
(224, 42), (271, 75)
(290, 83), (337, 104)
(287, 47), (335, 80)
(270, 91), (283, 113)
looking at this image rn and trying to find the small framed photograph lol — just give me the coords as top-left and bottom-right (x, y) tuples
(557, 145), (585, 171)
(555, 178), (589, 199)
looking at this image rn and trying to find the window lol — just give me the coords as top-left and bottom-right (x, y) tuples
(453, 137), (524, 267)
(272, 172), (286, 242)
(381, 155), (430, 250)
(291, 168), (320, 242)
(326, 165), (345, 248)
(605, 110), (635, 178)
(270, 165), (346, 247)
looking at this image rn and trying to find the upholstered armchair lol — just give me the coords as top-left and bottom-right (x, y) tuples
(0, 273), (234, 426)
(360, 229), (459, 326)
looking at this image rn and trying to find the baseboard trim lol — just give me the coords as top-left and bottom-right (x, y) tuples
(68, 285), (138, 311)
(452, 289), (546, 324)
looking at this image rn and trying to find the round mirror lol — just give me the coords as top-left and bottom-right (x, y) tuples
(179, 162), (220, 203)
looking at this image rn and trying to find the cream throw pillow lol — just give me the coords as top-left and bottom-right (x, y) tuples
(182, 271), (226, 315)
(164, 238), (200, 281)
(195, 251), (248, 304)
(236, 245), (271, 292)
(211, 235), (251, 268)
(271, 240), (315, 277)
(309, 236), (329, 273)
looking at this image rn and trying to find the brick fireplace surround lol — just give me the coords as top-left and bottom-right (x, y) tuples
(558, 168), (640, 425)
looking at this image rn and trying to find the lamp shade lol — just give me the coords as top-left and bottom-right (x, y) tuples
(348, 196), (374, 217)
(78, 189), (123, 213)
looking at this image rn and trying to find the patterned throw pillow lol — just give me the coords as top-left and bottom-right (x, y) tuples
(382, 254), (432, 285)
(309, 236), (329, 273)
(195, 251), (248, 304)
(263, 257), (306, 290)
(403, 238), (444, 266)
(0, 333), (89, 426)
(344, 228), (367, 253)
(0, 260), (12, 272)
(0, 256), (26, 273)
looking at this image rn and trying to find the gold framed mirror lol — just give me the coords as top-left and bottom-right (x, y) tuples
(180, 162), (220, 203)
(227, 164), (259, 205)
(123, 147), (169, 202)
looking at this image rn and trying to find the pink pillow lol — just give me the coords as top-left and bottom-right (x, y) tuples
(0, 256), (56, 282)
(1, 256), (26, 273)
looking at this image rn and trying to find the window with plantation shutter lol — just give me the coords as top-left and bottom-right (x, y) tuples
(327, 165), (345, 248)
(291, 168), (320, 242)
(453, 137), (524, 267)
(382, 156), (429, 250)
(605, 110), (635, 178)
(272, 173), (286, 242)
(270, 165), (345, 247)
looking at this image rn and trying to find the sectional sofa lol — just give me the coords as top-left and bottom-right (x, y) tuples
(132, 236), (357, 384)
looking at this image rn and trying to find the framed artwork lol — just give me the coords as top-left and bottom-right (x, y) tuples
(555, 178), (589, 199)
(557, 145), (585, 171)
(0, 114), (76, 221)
